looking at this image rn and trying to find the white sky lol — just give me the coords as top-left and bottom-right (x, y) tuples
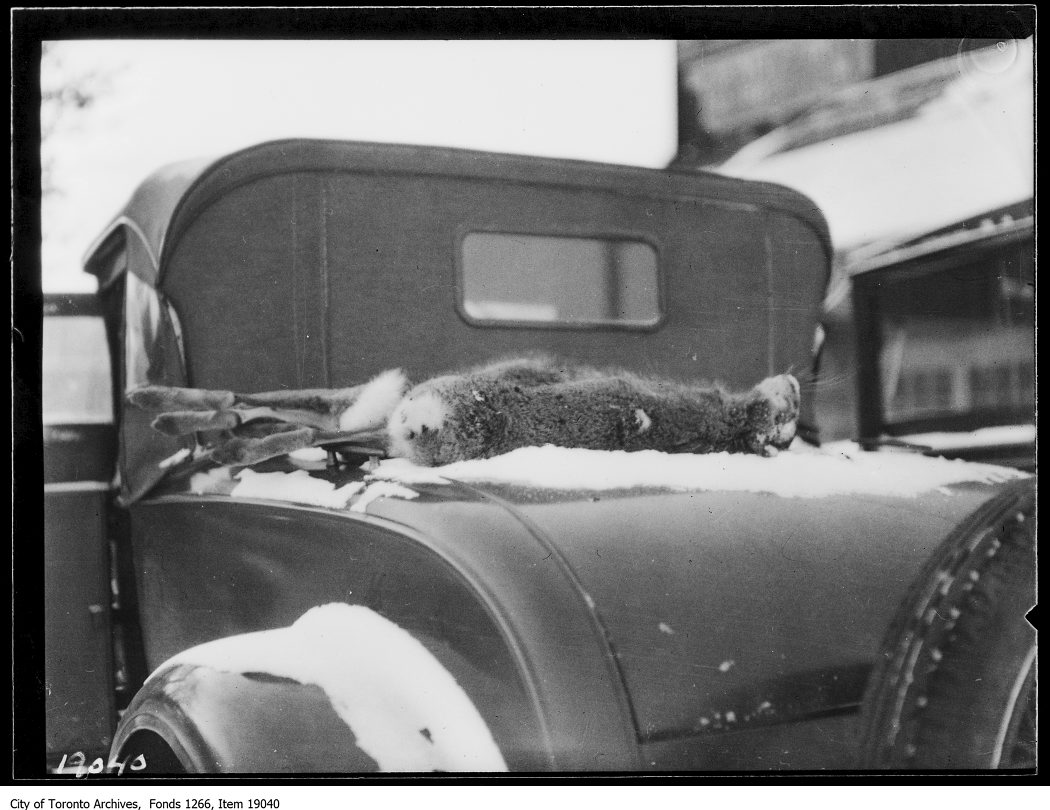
(41, 40), (679, 291)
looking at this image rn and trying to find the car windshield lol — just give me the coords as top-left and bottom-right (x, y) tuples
(869, 233), (1033, 435)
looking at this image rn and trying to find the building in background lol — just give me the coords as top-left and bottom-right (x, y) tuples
(675, 38), (1003, 166)
(681, 38), (1034, 452)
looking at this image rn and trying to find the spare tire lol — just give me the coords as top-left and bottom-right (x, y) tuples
(858, 479), (1036, 770)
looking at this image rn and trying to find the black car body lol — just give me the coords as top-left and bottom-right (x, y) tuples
(44, 139), (1036, 774)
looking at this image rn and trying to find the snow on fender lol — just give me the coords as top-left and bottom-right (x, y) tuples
(160, 603), (508, 772)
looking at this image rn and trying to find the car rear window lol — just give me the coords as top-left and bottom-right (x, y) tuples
(460, 232), (660, 328)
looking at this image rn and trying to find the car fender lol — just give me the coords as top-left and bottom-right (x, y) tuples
(110, 662), (377, 773)
(110, 604), (511, 774)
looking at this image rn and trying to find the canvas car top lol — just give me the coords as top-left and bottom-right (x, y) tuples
(85, 139), (832, 286)
(85, 138), (832, 501)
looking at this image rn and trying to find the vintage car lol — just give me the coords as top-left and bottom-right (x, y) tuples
(44, 138), (1035, 774)
(838, 202), (1034, 471)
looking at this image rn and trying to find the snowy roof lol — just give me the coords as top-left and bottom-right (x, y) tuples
(716, 39), (1033, 255)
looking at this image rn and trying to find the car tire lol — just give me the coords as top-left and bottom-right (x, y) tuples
(858, 482), (1036, 770)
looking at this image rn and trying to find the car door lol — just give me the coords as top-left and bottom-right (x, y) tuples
(43, 291), (118, 767)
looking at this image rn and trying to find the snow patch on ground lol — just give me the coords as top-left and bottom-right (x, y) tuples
(349, 481), (421, 513)
(231, 469), (365, 509)
(288, 447), (329, 463)
(371, 457), (458, 486)
(370, 442), (1027, 498)
(189, 466), (235, 495)
(896, 424), (1035, 451)
(159, 447), (192, 469)
(160, 603), (507, 772)
(189, 467), (421, 512)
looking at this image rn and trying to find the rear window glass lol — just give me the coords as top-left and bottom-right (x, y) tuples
(461, 232), (660, 327)
(42, 315), (113, 425)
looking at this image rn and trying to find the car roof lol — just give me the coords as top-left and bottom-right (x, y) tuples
(84, 138), (833, 289)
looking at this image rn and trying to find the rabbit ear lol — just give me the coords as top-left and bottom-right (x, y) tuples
(233, 369), (409, 424)
(128, 385), (236, 412)
(209, 427), (318, 467)
(152, 409), (242, 436)
(234, 388), (360, 413)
